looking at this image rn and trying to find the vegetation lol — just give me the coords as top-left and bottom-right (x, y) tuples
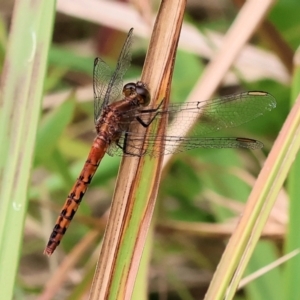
(0, 0), (299, 299)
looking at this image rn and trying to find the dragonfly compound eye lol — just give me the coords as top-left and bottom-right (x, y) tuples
(123, 82), (137, 97)
(136, 83), (150, 106)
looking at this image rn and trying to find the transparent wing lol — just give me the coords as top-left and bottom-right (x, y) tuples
(93, 58), (114, 121)
(127, 91), (276, 136)
(93, 28), (133, 122)
(110, 134), (263, 157)
(106, 91), (276, 157)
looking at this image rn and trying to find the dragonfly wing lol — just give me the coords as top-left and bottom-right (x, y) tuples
(155, 136), (263, 156)
(93, 29), (134, 121)
(187, 91), (276, 135)
(93, 58), (115, 121)
(109, 91), (275, 157)
(106, 142), (124, 157)
(128, 91), (276, 136)
(107, 137), (145, 157)
(104, 28), (133, 105)
(112, 133), (263, 157)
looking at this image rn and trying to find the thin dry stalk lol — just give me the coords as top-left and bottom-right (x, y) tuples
(89, 1), (187, 299)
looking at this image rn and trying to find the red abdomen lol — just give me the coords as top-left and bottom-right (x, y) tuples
(44, 136), (108, 256)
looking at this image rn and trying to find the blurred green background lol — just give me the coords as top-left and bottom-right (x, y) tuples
(0, 0), (298, 299)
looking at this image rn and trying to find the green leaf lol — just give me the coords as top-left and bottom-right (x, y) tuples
(34, 95), (76, 165)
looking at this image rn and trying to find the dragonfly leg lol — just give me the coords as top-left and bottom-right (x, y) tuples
(117, 133), (145, 156)
(136, 99), (165, 127)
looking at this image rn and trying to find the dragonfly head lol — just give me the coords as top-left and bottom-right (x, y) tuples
(123, 81), (150, 107)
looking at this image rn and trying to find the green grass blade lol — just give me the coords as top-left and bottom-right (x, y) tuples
(283, 48), (300, 300)
(0, 0), (55, 298)
(89, 2), (186, 298)
(205, 91), (300, 300)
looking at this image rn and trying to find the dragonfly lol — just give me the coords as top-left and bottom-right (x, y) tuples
(44, 28), (276, 256)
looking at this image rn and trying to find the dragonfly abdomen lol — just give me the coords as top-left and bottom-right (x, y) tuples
(44, 136), (109, 256)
